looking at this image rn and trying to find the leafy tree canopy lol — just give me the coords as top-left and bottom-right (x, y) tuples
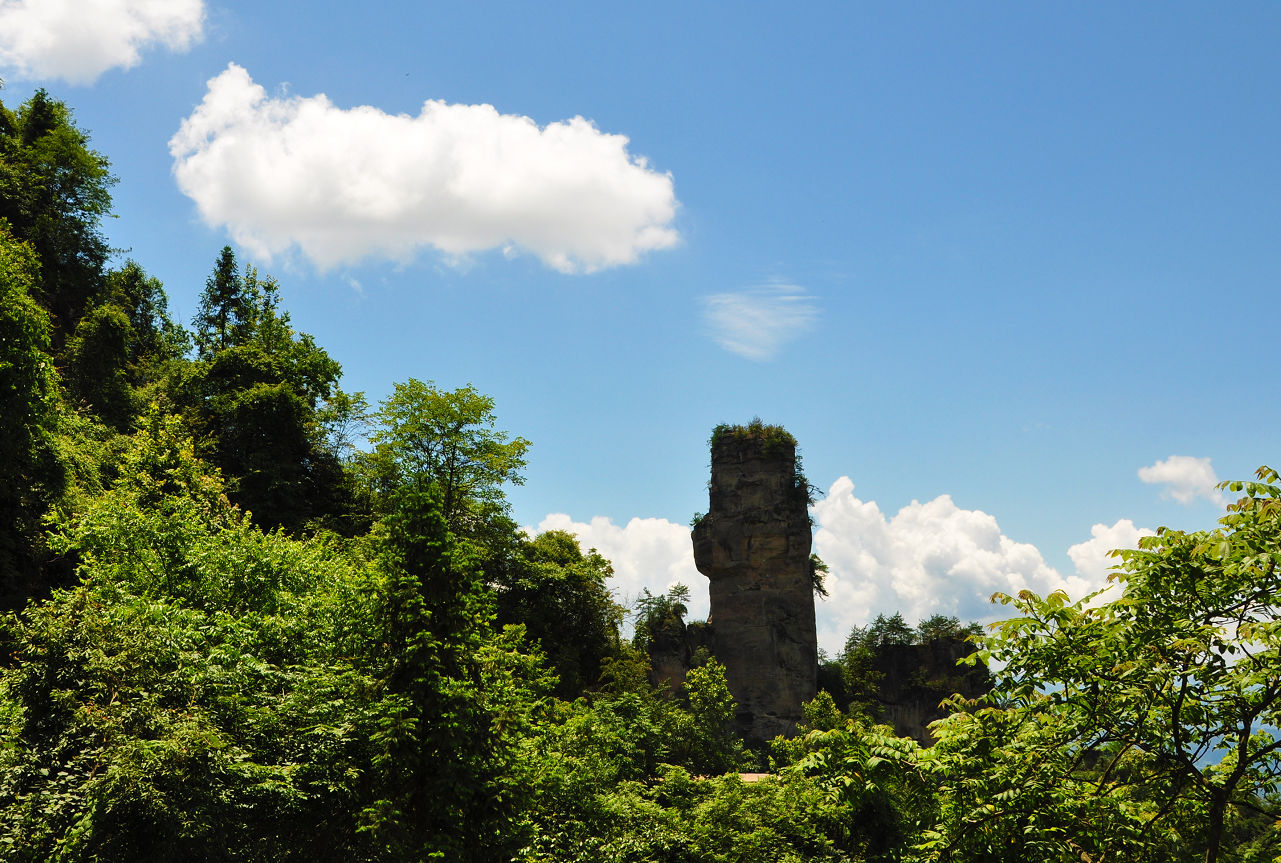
(175, 247), (354, 533)
(0, 90), (114, 351)
(0, 227), (60, 599)
(490, 528), (625, 699)
(364, 378), (530, 536)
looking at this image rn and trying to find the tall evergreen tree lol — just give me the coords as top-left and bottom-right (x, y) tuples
(193, 246), (259, 356)
(0, 227), (62, 604)
(0, 90), (114, 352)
(175, 247), (355, 533)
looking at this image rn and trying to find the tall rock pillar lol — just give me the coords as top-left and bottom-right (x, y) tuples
(691, 423), (817, 741)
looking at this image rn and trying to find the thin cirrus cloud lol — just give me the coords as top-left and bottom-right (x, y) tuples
(703, 283), (818, 360)
(0, 0), (203, 85)
(533, 477), (1154, 654)
(1137, 455), (1224, 505)
(170, 64), (681, 274)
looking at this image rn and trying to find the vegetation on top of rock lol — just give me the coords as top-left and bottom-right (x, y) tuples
(710, 416), (797, 455)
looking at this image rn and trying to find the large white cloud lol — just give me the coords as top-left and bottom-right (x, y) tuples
(536, 479), (1155, 653)
(810, 478), (1155, 652)
(811, 477), (1072, 651)
(0, 0), (202, 85)
(1138, 455), (1224, 505)
(170, 64), (680, 273)
(533, 513), (707, 624)
(703, 283), (818, 360)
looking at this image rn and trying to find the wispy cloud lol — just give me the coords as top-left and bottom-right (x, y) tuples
(703, 282), (817, 360)
(1138, 455), (1224, 505)
(0, 0), (203, 85)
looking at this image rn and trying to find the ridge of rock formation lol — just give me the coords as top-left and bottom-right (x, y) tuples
(647, 618), (715, 693)
(690, 424), (817, 741)
(873, 639), (993, 746)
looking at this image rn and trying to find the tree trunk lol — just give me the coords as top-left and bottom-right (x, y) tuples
(1205, 793), (1226, 863)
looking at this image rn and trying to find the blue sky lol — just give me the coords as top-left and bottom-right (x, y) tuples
(3, 1), (1277, 645)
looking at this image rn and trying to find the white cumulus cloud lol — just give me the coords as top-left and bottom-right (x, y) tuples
(533, 513), (707, 624)
(170, 64), (680, 273)
(1138, 455), (1224, 505)
(537, 480), (1156, 654)
(1066, 518), (1155, 585)
(703, 283), (818, 360)
(809, 479), (1155, 652)
(811, 477), (1080, 651)
(0, 0), (202, 85)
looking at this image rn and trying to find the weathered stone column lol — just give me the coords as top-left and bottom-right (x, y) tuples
(691, 423), (817, 741)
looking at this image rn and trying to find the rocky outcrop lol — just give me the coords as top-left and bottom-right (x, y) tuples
(691, 424), (817, 741)
(647, 619), (717, 693)
(647, 617), (692, 692)
(874, 639), (992, 746)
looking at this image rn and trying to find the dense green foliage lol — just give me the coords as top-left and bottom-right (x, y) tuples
(0, 90), (113, 353)
(174, 247), (355, 533)
(490, 529), (623, 699)
(2, 88), (1280, 863)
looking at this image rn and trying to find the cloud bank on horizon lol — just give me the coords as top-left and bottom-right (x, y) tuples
(810, 478), (1154, 650)
(534, 476), (1158, 653)
(1138, 455), (1224, 505)
(0, 0), (203, 85)
(170, 64), (680, 273)
(703, 283), (818, 360)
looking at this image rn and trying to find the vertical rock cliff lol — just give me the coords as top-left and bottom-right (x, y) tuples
(690, 422), (817, 741)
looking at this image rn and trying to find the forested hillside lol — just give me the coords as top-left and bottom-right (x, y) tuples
(2, 90), (1281, 863)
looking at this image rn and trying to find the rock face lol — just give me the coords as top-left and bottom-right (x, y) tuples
(874, 639), (993, 746)
(691, 426), (817, 741)
(647, 619), (717, 693)
(647, 617), (692, 692)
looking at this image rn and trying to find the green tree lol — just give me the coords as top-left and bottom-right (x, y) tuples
(922, 466), (1281, 863)
(63, 302), (131, 424)
(671, 659), (750, 776)
(491, 529), (626, 699)
(193, 246), (262, 357)
(0, 415), (392, 861)
(0, 90), (114, 352)
(770, 704), (927, 859)
(632, 583), (691, 653)
(863, 612), (916, 647)
(176, 248), (354, 533)
(0, 227), (61, 603)
(364, 486), (530, 861)
(365, 379), (530, 534)
(1, 412), (550, 862)
(63, 260), (187, 428)
(915, 614), (982, 644)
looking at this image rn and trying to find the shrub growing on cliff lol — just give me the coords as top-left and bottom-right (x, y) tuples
(709, 417), (796, 454)
(708, 418), (819, 511)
